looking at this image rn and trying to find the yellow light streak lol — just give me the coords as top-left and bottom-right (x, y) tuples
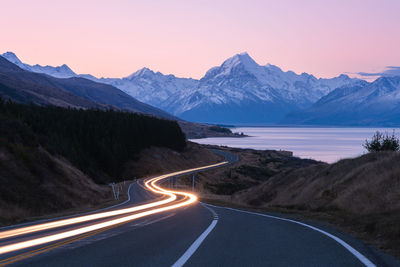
(0, 161), (227, 255)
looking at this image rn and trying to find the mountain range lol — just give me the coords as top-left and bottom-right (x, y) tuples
(2, 51), (400, 126)
(283, 76), (400, 126)
(158, 53), (359, 123)
(0, 55), (175, 119)
(0, 55), (239, 139)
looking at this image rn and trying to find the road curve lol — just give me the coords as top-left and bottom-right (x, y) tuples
(0, 150), (398, 267)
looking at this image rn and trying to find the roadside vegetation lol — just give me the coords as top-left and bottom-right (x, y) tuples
(364, 130), (400, 152)
(187, 145), (400, 258)
(237, 151), (400, 257)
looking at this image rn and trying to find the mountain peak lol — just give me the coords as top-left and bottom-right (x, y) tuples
(127, 67), (155, 79)
(338, 74), (350, 79)
(58, 64), (74, 72)
(1, 51), (23, 65)
(224, 52), (257, 67)
(1, 52), (76, 78)
(208, 52), (260, 78)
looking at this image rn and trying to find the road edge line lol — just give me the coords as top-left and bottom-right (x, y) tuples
(204, 203), (376, 267)
(171, 204), (218, 267)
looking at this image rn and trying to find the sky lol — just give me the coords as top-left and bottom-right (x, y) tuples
(1, 0), (399, 79)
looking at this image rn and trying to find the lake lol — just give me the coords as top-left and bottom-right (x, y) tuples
(191, 127), (400, 163)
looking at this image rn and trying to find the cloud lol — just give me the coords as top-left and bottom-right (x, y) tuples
(357, 66), (400, 77)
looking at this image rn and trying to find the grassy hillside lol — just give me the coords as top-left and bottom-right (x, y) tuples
(175, 145), (399, 258)
(238, 152), (399, 214)
(0, 113), (111, 225)
(176, 146), (320, 200)
(234, 151), (400, 257)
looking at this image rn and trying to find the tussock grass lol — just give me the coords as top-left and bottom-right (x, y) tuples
(235, 151), (400, 257)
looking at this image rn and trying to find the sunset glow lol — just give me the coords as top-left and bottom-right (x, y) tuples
(1, 0), (399, 79)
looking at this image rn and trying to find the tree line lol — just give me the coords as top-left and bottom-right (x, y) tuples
(0, 99), (186, 183)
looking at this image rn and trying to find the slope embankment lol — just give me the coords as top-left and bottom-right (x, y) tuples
(0, 100), (218, 225)
(189, 147), (399, 258)
(234, 151), (400, 257)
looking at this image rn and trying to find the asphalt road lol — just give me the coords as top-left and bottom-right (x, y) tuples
(0, 150), (398, 267)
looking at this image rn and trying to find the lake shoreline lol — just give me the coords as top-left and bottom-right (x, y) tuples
(191, 127), (400, 163)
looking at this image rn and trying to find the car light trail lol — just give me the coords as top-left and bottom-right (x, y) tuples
(0, 194), (176, 240)
(0, 161), (228, 255)
(0, 162), (226, 240)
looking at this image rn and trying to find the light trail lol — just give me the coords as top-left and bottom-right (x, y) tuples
(0, 161), (228, 255)
(0, 162), (226, 240)
(0, 194), (176, 240)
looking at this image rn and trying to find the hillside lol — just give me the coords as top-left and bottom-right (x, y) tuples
(227, 151), (400, 257)
(0, 100), (225, 225)
(0, 107), (111, 224)
(165, 145), (400, 257)
(0, 100), (185, 184)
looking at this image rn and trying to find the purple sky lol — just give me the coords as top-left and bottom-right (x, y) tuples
(1, 0), (399, 79)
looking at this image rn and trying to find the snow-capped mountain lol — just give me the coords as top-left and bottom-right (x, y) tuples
(283, 76), (400, 126)
(87, 68), (198, 110)
(164, 53), (360, 123)
(1, 51), (362, 123)
(1, 52), (76, 79)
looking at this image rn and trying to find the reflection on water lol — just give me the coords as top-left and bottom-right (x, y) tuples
(191, 127), (400, 163)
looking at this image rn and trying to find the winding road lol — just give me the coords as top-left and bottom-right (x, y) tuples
(0, 150), (397, 267)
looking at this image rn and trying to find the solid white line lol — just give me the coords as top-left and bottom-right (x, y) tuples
(172, 205), (218, 267)
(205, 204), (376, 267)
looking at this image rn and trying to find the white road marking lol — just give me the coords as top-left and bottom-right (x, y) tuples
(205, 203), (376, 267)
(172, 204), (218, 267)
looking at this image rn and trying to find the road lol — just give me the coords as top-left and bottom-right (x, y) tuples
(0, 150), (398, 267)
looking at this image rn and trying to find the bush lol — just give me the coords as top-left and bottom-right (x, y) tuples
(208, 126), (232, 134)
(364, 131), (400, 152)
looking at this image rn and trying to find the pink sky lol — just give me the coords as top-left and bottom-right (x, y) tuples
(1, 0), (399, 79)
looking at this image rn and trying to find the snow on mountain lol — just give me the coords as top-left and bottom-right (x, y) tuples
(282, 76), (400, 126)
(92, 68), (198, 111)
(164, 52), (360, 123)
(1, 52), (24, 66)
(1, 52), (76, 78)
(1, 51), (362, 123)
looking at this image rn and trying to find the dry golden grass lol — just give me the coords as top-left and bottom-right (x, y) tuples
(122, 142), (222, 178)
(237, 151), (400, 215)
(0, 145), (112, 226)
(177, 147), (399, 258)
(0, 141), (220, 226)
(231, 151), (400, 258)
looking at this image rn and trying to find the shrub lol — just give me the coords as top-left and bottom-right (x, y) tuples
(364, 131), (400, 152)
(208, 126), (232, 133)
